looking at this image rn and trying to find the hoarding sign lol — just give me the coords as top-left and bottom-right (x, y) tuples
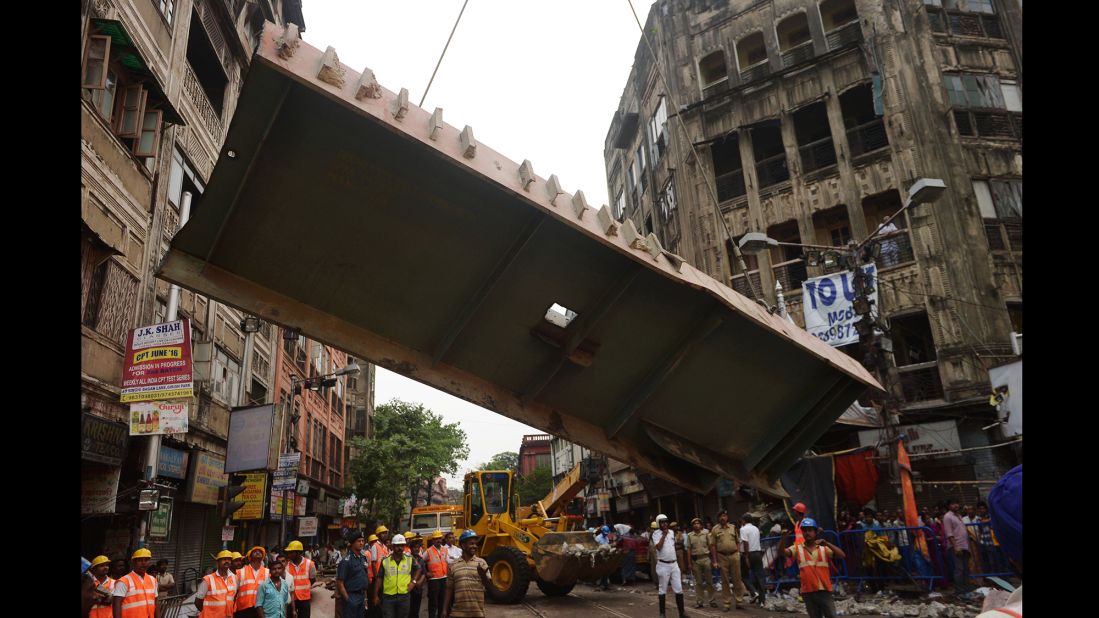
(802, 264), (878, 347)
(222, 526), (235, 541)
(233, 472), (268, 520)
(270, 489), (306, 519)
(186, 452), (228, 506)
(225, 405), (275, 473)
(988, 360), (1022, 438)
(272, 452), (301, 490)
(121, 319), (194, 402)
(299, 516), (319, 537)
(129, 401), (189, 436)
(157, 446), (189, 480)
(858, 420), (961, 456)
(149, 498), (173, 539)
(81, 464), (121, 514)
(82, 413), (128, 466)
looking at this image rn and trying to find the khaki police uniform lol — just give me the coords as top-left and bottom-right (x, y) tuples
(710, 523), (747, 609)
(686, 529), (714, 606)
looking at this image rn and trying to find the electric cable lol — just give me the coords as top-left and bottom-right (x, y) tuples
(419, 0), (471, 108)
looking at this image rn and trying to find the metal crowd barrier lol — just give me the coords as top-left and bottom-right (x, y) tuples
(156, 593), (191, 618)
(963, 522), (1013, 578)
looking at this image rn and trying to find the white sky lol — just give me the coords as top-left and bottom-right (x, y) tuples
(303, 0), (654, 488)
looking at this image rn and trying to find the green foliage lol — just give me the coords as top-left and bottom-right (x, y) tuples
(516, 465), (554, 505)
(347, 399), (469, 527)
(478, 451), (519, 472)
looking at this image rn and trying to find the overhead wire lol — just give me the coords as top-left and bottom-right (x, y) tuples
(419, 0), (471, 108)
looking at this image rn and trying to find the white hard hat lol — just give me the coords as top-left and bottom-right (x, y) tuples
(656, 514), (668, 522)
(392, 534), (407, 545)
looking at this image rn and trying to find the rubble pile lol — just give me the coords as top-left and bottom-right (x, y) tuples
(762, 590), (982, 617)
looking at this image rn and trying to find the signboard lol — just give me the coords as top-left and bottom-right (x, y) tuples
(988, 360), (1022, 438)
(129, 401), (189, 436)
(615, 496), (629, 513)
(297, 480), (311, 496)
(273, 452), (301, 490)
(299, 516), (319, 537)
(628, 492), (648, 509)
(82, 413), (128, 466)
(157, 446), (190, 479)
(222, 526), (235, 541)
(802, 264), (878, 347)
(233, 472), (268, 520)
(81, 464), (121, 514)
(121, 319), (194, 402)
(149, 497), (173, 539)
(859, 420), (961, 456)
(270, 489), (306, 519)
(225, 405), (275, 473)
(186, 452), (228, 505)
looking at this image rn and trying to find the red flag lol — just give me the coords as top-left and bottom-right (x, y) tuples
(898, 438), (929, 558)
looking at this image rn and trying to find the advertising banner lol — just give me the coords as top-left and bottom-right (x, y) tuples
(225, 405), (275, 473)
(233, 472), (268, 520)
(186, 452), (228, 505)
(858, 420), (961, 456)
(270, 489), (306, 519)
(129, 401), (189, 436)
(157, 446), (189, 479)
(299, 517), (319, 537)
(801, 264), (878, 347)
(988, 360), (1022, 437)
(149, 498), (173, 539)
(121, 319), (194, 402)
(81, 464), (121, 514)
(273, 452), (301, 490)
(82, 413), (128, 466)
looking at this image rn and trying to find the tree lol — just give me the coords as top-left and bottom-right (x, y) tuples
(516, 465), (554, 505)
(446, 487), (464, 504)
(478, 451), (519, 473)
(347, 399), (469, 527)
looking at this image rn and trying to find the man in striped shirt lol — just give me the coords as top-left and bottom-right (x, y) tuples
(442, 531), (492, 618)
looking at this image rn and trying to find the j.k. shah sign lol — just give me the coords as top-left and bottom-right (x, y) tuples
(801, 264), (878, 347)
(121, 319), (194, 402)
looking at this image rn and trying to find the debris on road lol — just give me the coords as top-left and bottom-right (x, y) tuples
(761, 591), (985, 617)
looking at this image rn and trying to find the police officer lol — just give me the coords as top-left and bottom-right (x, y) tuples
(710, 510), (745, 611)
(336, 530), (371, 618)
(686, 518), (716, 609)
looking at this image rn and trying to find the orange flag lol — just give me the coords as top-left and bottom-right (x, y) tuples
(898, 438), (929, 558)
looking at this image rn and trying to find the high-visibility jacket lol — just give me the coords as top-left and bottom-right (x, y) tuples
(795, 544), (833, 593)
(234, 563), (269, 610)
(199, 572), (238, 618)
(794, 519), (805, 545)
(118, 571), (157, 618)
(90, 576), (115, 618)
(380, 555), (413, 596)
(371, 543), (390, 579)
(287, 557), (315, 600)
(425, 546), (448, 579)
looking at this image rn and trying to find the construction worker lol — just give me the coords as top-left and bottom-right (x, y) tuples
(337, 530), (371, 618)
(442, 530), (492, 618)
(285, 540), (317, 618)
(256, 558), (295, 618)
(371, 526), (391, 578)
(405, 532), (427, 618)
(89, 555), (115, 618)
(195, 550), (239, 618)
(424, 531), (449, 618)
(710, 510), (744, 611)
(373, 534), (421, 618)
(113, 547), (157, 618)
(686, 517), (716, 609)
(231, 552), (244, 575)
(235, 546), (270, 618)
(792, 502), (808, 545)
(652, 514), (686, 618)
(781, 518), (846, 618)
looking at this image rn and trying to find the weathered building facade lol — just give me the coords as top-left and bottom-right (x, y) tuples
(604, 0), (1021, 510)
(81, 0), (307, 577)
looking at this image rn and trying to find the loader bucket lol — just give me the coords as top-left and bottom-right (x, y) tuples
(531, 531), (624, 586)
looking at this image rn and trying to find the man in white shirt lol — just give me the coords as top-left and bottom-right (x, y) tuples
(652, 514), (686, 618)
(739, 514), (766, 606)
(443, 531), (463, 564)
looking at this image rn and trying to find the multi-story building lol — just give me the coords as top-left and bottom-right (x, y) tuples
(603, 0), (1021, 513)
(81, 0), (305, 578)
(518, 434), (553, 477)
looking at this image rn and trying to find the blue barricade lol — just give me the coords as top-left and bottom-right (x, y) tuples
(964, 522), (1014, 578)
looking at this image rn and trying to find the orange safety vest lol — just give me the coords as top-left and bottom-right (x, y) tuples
(199, 571), (238, 618)
(234, 563), (269, 610)
(90, 576), (115, 618)
(794, 519), (805, 545)
(425, 546), (448, 579)
(371, 544), (390, 579)
(795, 544), (833, 593)
(118, 572), (157, 618)
(287, 557), (314, 600)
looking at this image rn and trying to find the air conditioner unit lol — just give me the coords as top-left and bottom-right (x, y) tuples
(1010, 332), (1022, 356)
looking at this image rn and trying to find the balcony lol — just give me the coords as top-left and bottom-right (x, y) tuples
(716, 169), (747, 202)
(772, 259), (808, 292)
(876, 231), (915, 269)
(799, 136), (838, 173)
(755, 153), (790, 188)
(847, 118), (888, 158)
(897, 362), (944, 402)
(781, 41), (815, 69)
(730, 270), (761, 298)
(954, 110), (1023, 140)
(183, 63), (224, 140)
(739, 61), (771, 85)
(984, 219), (1022, 252)
(826, 21), (862, 51)
(703, 78), (729, 100)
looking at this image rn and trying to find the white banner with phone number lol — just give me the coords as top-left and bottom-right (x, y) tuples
(801, 264), (877, 347)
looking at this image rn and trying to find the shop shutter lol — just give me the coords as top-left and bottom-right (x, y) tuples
(146, 500), (179, 582)
(174, 502), (209, 593)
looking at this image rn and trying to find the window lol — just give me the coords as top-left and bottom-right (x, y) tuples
(751, 123), (789, 189)
(82, 36), (111, 90)
(698, 50), (728, 96)
(945, 74), (1022, 139)
(187, 11), (229, 117)
(82, 32), (166, 163)
(649, 97), (668, 163)
(820, 0), (859, 31)
(840, 83), (889, 157)
(1007, 302), (1022, 334)
(468, 476), (484, 524)
(154, 0), (176, 24)
(890, 313), (938, 366)
(794, 102), (837, 173)
(928, 1), (1004, 39)
(736, 33), (769, 82)
(81, 236), (139, 345)
(212, 346), (241, 402)
(711, 133), (746, 201)
(778, 13), (814, 67)
(767, 220), (807, 290)
(481, 472), (510, 514)
(614, 190), (625, 221)
(168, 148), (206, 211)
(658, 178), (678, 223)
(635, 142), (648, 194)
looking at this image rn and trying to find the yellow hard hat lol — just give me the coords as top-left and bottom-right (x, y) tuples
(247, 546), (267, 558)
(90, 555), (111, 569)
(375, 525), (389, 534)
(131, 548), (152, 559)
(232, 552), (243, 560)
(368, 534), (378, 543)
(216, 550), (235, 560)
(285, 540), (304, 552)
(650, 522), (658, 529)
(431, 530), (444, 539)
(404, 531), (418, 540)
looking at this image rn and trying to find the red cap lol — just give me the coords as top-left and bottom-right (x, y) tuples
(793, 503), (807, 514)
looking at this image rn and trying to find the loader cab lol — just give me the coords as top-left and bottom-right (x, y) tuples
(464, 470), (513, 527)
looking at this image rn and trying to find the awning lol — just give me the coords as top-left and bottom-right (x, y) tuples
(91, 18), (185, 126)
(157, 23), (882, 496)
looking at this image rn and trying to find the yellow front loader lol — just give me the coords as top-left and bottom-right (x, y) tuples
(452, 463), (623, 603)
